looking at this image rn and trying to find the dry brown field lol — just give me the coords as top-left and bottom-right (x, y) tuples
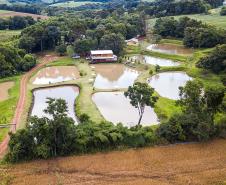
(0, 12), (48, 20)
(1, 139), (226, 185)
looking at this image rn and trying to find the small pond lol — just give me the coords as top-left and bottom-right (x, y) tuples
(31, 86), (79, 122)
(92, 92), (159, 127)
(131, 55), (180, 67)
(0, 81), (14, 101)
(91, 64), (139, 89)
(31, 66), (80, 85)
(147, 44), (193, 55)
(148, 72), (192, 100)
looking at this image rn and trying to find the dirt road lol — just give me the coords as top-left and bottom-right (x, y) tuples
(0, 55), (59, 157)
(2, 139), (226, 185)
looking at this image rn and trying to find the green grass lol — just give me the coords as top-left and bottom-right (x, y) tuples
(0, 30), (21, 43)
(147, 10), (226, 30)
(50, 1), (102, 8)
(0, 76), (21, 142)
(0, 10), (12, 13)
(159, 39), (183, 45)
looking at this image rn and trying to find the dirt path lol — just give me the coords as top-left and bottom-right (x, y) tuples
(2, 139), (226, 185)
(0, 55), (59, 157)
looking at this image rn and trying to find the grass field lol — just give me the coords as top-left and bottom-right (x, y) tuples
(0, 30), (21, 43)
(147, 9), (226, 30)
(50, 1), (102, 7)
(0, 76), (20, 142)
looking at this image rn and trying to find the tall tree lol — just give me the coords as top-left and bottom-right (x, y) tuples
(124, 82), (158, 125)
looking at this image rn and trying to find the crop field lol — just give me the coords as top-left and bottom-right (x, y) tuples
(0, 30), (21, 42)
(0, 10), (49, 20)
(147, 9), (226, 30)
(50, 1), (102, 7)
(1, 139), (226, 185)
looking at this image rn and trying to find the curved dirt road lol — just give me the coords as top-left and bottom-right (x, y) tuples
(0, 54), (59, 156)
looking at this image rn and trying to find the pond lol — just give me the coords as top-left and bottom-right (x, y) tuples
(31, 66), (80, 85)
(31, 86), (79, 122)
(92, 92), (159, 127)
(148, 72), (192, 100)
(91, 64), (139, 89)
(0, 81), (14, 101)
(147, 44), (193, 55)
(131, 55), (180, 67)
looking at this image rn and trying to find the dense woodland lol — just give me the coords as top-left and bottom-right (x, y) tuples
(0, 16), (36, 30)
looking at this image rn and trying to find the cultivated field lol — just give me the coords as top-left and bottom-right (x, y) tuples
(0, 11), (49, 20)
(50, 0), (102, 8)
(1, 139), (226, 185)
(148, 9), (226, 30)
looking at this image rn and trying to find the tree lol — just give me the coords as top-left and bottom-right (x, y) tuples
(18, 35), (35, 53)
(124, 82), (158, 125)
(55, 44), (67, 56)
(100, 33), (126, 55)
(196, 44), (226, 73)
(220, 7), (226, 16)
(74, 38), (97, 56)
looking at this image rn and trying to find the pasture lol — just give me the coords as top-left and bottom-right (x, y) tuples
(50, 1), (102, 7)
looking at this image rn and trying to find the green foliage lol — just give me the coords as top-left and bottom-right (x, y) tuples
(55, 44), (67, 56)
(0, 44), (36, 78)
(6, 98), (159, 163)
(196, 44), (226, 73)
(220, 7), (226, 16)
(158, 80), (225, 142)
(124, 82), (158, 125)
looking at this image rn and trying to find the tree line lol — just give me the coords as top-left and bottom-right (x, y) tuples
(154, 17), (226, 48)
(18, 12), (145, 55)
(141, 0), (224, 18)
(0, 16), (36, 30)
(0, 4), (41, 14)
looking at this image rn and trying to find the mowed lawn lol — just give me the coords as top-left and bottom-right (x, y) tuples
(50, 1), (102, 7)
(0, 30), (21, 42)
(147, 9), (226, 30)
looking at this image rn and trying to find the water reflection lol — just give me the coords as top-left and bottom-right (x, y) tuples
(31, 86), (79, 122)
(131, 55), (180, 66)
(31, 66), (80, 85)
(148, 72), (192, 100)
(92, 92), (159, 127)
(91, 64), (139, 89)
(147, 44), (193, 55)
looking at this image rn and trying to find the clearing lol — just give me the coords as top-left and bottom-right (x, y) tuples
(1, 139), (226, 185)
(0, 11), (49, 20)
(50, 1), (102, 8)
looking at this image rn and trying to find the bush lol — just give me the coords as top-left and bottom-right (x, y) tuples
(220, 7), (226, 16)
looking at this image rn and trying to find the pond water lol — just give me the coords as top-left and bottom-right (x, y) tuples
(131, 55), (180, 67)
(92, 92), (159, 127)
(147, 44), (193, 55)
(31, 66), (80, 85)
(91, 64), (139, 89)
(31, 86), (79, 122)
(0, 81), (14, 101)
(148, 72), (192, 100)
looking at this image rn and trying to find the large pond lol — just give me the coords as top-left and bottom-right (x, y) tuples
(0, 81), (14, 101)
(147, 44), (193, 55)
(91, 64), (139, 89)
(92, 92), (159, 127)
(31, 66), (80, 85)
(131, 55), (180, 67)
(31, 86), (79, 122)
(148, 72), (192, 100)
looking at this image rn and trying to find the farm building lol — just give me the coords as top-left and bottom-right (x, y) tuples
(90, 50), (117, 63)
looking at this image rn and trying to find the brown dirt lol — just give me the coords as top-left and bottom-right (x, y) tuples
(0, 12), (48, 20)
(2, 139), (226, 185)
(0, 54), (60, 157)
(0, 81), (14, 101)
